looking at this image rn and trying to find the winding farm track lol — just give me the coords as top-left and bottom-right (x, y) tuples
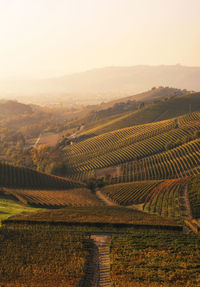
(79, 234), (112, 287)
(179, 184), (199, 234)
(179, 184), (192, 219)
(34, 133), (42, 147)
(96, 190), (118, 206)
(96, 187), (198, 234)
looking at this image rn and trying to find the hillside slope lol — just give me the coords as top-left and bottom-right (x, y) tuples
(0, 161), (84, 190)
(0, 100), (32, 120)
(97, 86), (189, 109)
(1, 187), (103, 208)
(65, 111), (200, 178)
(100, 178), (190, 219)
(78, 92), (200, 136)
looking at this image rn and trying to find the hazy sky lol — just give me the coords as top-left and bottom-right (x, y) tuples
(0, 0), (200, 78)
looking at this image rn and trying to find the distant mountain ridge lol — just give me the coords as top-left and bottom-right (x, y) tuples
(47, 65), (200, 93)
(0, 65), (200, 105)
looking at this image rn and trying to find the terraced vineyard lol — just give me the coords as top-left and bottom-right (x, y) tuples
(1, 96), (200, 286)
(66, 120), (179, 172)
(188, 175), (200, 218)
(2, 188), (103, 208)
(101, 180), (161, 206)
(67, 117), (177, 164)
(120, 138), (200, 181)
(70, 169), (95, 182)
(178, 110), (200, 126)
(70, 137), (200, 182)
(110, 231), (200, 287)
(3, 206), (180, 229)
(0, 161), (84, 189)
(0, 226), (88, 287)
(142, 178), (190, 218)
(79, 92), (200, 136)
(101, 178), (190, 218)
(65, 112), (200, 179)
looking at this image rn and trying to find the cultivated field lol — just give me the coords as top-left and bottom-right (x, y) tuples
(0, 161), (84, 190)
(110, 231), (200, 287)
(0, 226), (88, 287)
(2, 188), (103, 208)
(4, 206), (181, 230)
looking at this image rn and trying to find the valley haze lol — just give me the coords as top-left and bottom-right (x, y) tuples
(0, 64), (200, 105)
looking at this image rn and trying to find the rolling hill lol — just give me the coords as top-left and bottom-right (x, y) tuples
(77, 92), (200, 137)
(0, 100), (33, 120)
(0, 161), (84, 190)
(1, 83), (199, 287)
(100, 177), (190, 218)
(65, 87), (189, 137)
(65, 111), (200, 180)
(0, 161), (103, 212)
(96, 86), (189, 108)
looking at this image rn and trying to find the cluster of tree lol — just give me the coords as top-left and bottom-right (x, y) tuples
(0, 100), (88, 176)
(0, 127), (26, 163)
(84, 176), (112, 192)
(31, 144), (67, 176)
(0, 126), (68, 176)
(0, 100), (86, 140)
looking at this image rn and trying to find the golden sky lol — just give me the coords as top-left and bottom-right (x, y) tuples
(0, 0), (200, 78)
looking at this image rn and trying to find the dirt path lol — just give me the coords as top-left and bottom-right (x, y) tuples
(79, 234), (112, 287)
(96, 187), (198, 234)
(96, 190), (118, 206)
(96, 190), (144, 211)
(69, 125), (84, 139)
(34, 133), (42, 147)
(179, 184), (192, 219)
(179, 184), (199, 234)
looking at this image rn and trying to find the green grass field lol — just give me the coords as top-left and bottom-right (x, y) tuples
(0, 198), (42, 225)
